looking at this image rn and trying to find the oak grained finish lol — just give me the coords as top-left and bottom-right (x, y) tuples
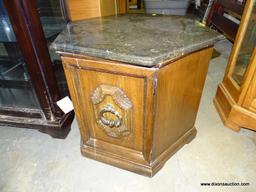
(61, 47), (213, 176)
(66, 0), (127, 21)
(214, 0), (256, 132)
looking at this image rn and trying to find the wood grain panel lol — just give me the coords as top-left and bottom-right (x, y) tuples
(100, 0), (116, 17)
(152, 47), (213, 159)
(62, 57), (155, 153)
(66, 0), (127, 21)
(117, 0), (128, 14)
(239, 47), (256, 112)
(78, 68), (145, 151)
(66, 0), (101, 21)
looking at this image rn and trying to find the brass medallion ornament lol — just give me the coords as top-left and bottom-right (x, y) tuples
(91, 84), (133, 138)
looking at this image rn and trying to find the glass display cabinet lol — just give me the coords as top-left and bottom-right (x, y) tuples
(214, 0), (256, 131)
(0, 0), (74, 138)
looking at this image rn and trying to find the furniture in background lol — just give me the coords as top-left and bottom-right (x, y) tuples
(128, 0), (142, 9)
(144, 0), (190, 15)
(193, 0), (210, 20)
(214, 0), (256, 132)
(137, 0), (142, 9)
(207, 0), (246, 42)
(52, 15), (222, 176)
(66, 0), (127, 21)
(127, 0), (144, 13)
(0, 0), (74, 138)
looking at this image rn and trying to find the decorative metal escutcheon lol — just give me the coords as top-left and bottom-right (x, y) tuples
(91, 84), (132, 138)
(98, 104), (122, 128)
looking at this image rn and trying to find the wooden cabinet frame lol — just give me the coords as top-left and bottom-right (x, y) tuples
(0, 0), (74, 138)
(60, 46), (213, 176)
(214, 0), (256, 131)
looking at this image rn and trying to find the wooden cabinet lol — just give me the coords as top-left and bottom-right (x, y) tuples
(53, 14), (221, 176)
(214, 0), (256, 131)
(207, 0), (246, 42)
(0, 0), (74, 138)
(61, 47), (213, 176)
(66, 0), (127, 21)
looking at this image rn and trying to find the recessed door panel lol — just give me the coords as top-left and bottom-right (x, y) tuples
(76, 68), (146, 152)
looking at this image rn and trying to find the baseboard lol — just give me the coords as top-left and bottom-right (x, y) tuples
(213, 84), (240, 131)
(0, 111), (74, 139)
(80, 127), (197, 177)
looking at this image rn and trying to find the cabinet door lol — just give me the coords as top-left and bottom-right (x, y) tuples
(71, 64), (146, 152)
(36, 0), (69, 97)
(0, 2), (40, 109)
(221, 0), (256, 102)
(231, 1), (256, 86)
(242, 48), (256, 112)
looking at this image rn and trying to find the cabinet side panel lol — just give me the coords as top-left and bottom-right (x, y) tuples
(62, 59), (90, 142)
(100, 0), (116, 17)
(152, 48), (213, 159)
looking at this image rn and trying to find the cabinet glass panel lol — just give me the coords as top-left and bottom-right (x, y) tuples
(36, 0), (68, 97)
(232, 1), (256, 85)
(0, 1), (40, 109)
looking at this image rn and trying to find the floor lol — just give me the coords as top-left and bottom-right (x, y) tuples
(0, 40), (256, 192)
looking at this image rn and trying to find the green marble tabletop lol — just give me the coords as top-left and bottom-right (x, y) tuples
(52, 14), (224, 67)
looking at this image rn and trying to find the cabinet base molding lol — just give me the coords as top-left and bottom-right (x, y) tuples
(0, 109), (74, 139)
(214, 83), (256, 132)
(81, 127), (197, 177)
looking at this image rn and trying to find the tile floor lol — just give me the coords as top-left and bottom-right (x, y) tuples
(0, 40), (256, 192)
